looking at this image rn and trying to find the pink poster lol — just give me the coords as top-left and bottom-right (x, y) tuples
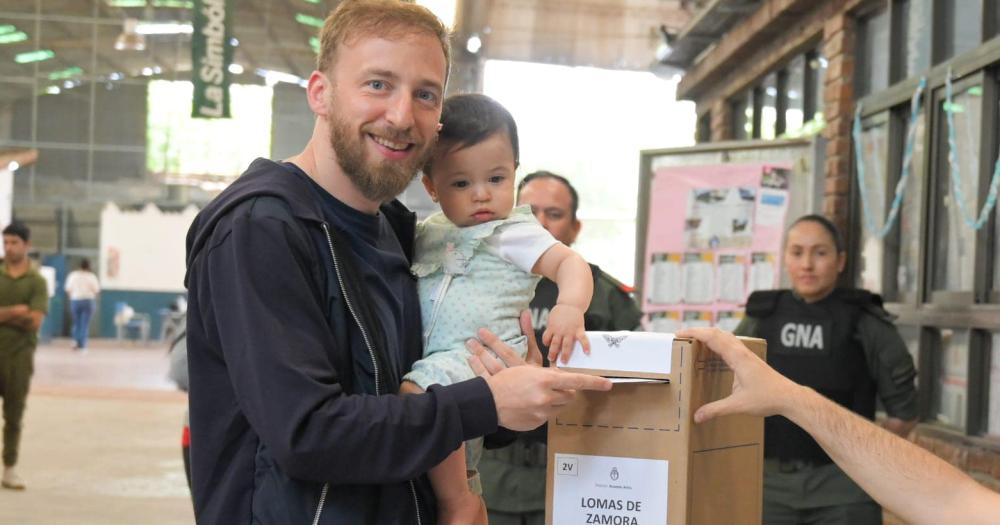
(643, 163), (791, 330)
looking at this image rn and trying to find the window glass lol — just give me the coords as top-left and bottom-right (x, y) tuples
(858, 9), (890, 96)
(761, 73), (778, 140)
(990, 332), (1000, 437)
(856, 117), (890, 293)
(732, 91), (753, 140)
(933, 328), (969, 428)
(896, 112), (925, 301)
(785, 56), (805, 136)
(807, 53), (827, 124)
(902, 0), (933, 78)
(898, 325), (920, 387)
(932, 84), (982, 294)
(942, 0), (983, 61)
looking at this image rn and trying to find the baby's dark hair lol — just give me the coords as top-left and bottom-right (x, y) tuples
(423, 93), (519, 176)
(790, 214), (845, 252)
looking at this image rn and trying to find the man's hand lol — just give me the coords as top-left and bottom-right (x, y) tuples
(472, 363), (611, 431)
(467, 310), (543, 371)
(677, 327), (801, 423)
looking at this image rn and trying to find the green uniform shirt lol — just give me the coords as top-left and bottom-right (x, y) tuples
(0, 263), (49, 353)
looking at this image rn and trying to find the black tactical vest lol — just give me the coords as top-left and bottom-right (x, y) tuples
(747, 288), (879, 464)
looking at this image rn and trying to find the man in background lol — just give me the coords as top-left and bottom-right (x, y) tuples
(480, 171), (643, 525)
(0, 222), (48, 490)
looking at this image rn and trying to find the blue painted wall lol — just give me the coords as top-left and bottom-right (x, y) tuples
(98, 289), (185, 340)
(39, 254), (67, 342)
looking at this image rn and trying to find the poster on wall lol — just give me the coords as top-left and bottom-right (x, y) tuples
(641, 164), (790, 332)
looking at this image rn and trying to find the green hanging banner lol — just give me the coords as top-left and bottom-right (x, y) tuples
(191, 0), (233, 118)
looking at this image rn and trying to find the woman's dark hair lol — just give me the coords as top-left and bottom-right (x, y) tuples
(789, 214), (845, 252)
(79, 258), (91, 271)
(423, 93), (519, 175)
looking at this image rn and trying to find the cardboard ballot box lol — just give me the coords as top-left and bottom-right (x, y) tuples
(547, 332), (766, 525)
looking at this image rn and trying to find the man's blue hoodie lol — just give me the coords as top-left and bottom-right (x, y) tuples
(184, 159), (498, 524)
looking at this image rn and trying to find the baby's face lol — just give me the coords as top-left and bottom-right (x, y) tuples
(423, 131), (516, 227)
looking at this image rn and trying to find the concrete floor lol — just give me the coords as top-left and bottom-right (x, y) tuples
(0, 338), (194, 524)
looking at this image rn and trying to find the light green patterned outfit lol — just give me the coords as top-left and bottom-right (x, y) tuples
(406, 205), (552, 493)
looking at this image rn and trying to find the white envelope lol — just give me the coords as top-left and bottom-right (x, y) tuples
(556, 331), (674, 380)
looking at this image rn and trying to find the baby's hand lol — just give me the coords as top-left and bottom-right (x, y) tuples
(542, 304), (590, 364)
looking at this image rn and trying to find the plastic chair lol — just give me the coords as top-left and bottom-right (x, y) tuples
(114, 301), (151, 343)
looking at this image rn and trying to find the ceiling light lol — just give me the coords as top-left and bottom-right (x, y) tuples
(309, 36), (320, 54)
(152, 65), (162, 74)
(256, 68), (304, 87)
(295, 13), (325, 28)
(465, 34), (482, 54)
(141, 66), (154, 76)
(62, 80), (74, 89)
(0, 31), (28, 45)
(228, 63), (244, 75)
(106, 0), (147, 6)
(115, 18), (146, 51)
(15, 50), (55, 64)
(48, 66), (83, 81)
(0, 25), (16, 36)
(45, 86), (60, 95)
(151, 0), (194, 7)
(109, 71), (124, 80)
(135, 21), (193, 35)
(230, 37), (239, 47)
(7, 161), (19, 172)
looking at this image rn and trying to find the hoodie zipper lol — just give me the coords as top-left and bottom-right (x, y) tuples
(313, 223), (421, 525)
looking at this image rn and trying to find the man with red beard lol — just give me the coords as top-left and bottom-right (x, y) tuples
(183, 1), (610, 524)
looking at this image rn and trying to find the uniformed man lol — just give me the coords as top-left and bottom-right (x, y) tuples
(480, 171), (643, 525)
(734, 214), (917, 525)
(0, 222), (48, 491)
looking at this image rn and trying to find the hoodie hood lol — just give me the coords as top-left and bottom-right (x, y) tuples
(184, 158), (325, 287)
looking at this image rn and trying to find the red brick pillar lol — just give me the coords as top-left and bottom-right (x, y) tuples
(821, 12), (856, 235)
(710, 99), (732, 142)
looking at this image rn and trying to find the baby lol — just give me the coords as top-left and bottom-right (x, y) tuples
(400, 93), (593, 524)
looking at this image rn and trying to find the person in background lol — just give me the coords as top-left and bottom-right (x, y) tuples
(733, 214), (918, 525)
(680, 327), (999, 525)
(64, 259), (100, 352)
(479, 171), (643, 525)
(0, 222), (48, 490)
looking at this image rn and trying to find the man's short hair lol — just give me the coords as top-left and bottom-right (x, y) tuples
(517, 171), (579, 221)
(317, 0), (451, 82)
(2, 221), (29, 242)
(424, 93), (519, 175)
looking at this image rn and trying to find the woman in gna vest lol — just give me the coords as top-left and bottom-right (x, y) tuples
(734, 214), (917, 525)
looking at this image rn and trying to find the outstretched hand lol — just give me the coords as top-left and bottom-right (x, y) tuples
(677, 327), (800, 424)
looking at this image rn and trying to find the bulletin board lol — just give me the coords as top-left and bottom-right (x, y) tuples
(634, 139), (823, 332)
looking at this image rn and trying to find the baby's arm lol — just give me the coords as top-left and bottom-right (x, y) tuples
(532, 243), (593, 363)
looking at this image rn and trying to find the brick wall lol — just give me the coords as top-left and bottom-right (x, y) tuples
(820, 10), (856, 237)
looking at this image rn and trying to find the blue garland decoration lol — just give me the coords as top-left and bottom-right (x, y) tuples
(943, 67), (1000, 231)
(852, 77), (926, 239)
